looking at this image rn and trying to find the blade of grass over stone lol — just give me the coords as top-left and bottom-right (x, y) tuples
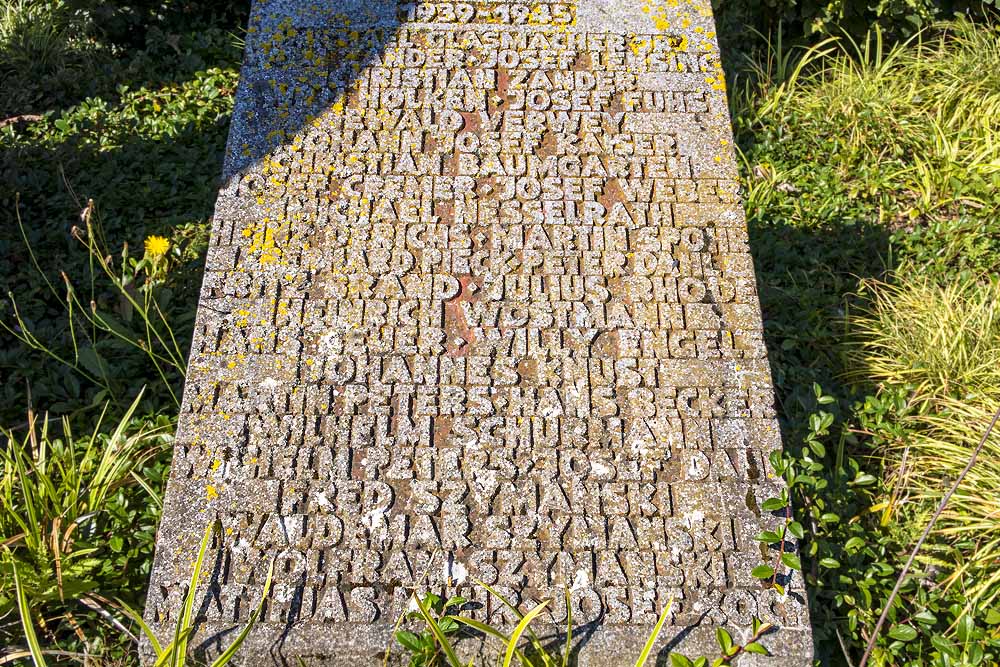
(475, 579), (550, 659)
(14, 563), (48, 667)
(154, 629), (194, 667)
(115, 597), (163, 656)
(411, 593), (463, 667)
(453, 615), (511, 642)
(502, 599), (551, 667)
(562, 587), (572, 667)
(209, 557), (276, 667)
(452, 615), (529, 665)
(634, 598), (674, 667)
(451, 612), (548, 667)
(173, 520), (214, 667)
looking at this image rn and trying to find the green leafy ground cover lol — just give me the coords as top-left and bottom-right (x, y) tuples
(2, 2), (999, 665)
(731, 20), (1000, 667)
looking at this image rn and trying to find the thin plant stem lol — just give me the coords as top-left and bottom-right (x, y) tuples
(152, 296), (187, 370)
(2, 298), (108, 392)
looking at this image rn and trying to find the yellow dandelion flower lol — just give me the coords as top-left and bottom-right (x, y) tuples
(144, 235), (170, 257)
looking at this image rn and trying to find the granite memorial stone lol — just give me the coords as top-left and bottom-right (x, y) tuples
(144, 0), (813, 663)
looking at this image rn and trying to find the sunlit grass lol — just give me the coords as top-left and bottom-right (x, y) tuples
(0, 391), (169, 658)
(739, 19), (1000, 223)
(851, 277), (1000, 401)
(0, 0), (73, 76)
(850, 275), (1000, 606)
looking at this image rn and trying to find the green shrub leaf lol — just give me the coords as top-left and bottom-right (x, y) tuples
(781, 553), (802, 570)
(715, 627), (733, 653)
(395, 631), (422, 652)
(888, 625), (918, 642)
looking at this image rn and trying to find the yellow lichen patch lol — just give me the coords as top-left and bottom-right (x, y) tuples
(628, 36), (650, 57)
(246, 224), (284, 265)
(705, 75), (727, 91)
(642, 0), (673, 30)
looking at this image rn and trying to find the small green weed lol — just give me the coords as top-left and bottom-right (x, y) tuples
(669, 619), (773, 667)
(0, 390), (171, 661)
(396, 584), (676, 667)
(10, 520), (274, 666)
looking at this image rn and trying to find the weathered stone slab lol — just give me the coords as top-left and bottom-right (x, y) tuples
(144, 1), (812, 664)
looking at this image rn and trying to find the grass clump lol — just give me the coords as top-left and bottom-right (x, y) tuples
(851, 277), (1000, 402)
(738, 20), (1000, 281)
(0, 392), (171, 660)
(851, 276), (1000, 608)
(0, 0), (77, 77)
(0, 0), (101, 117)
(9, 519), (274, 666)
(395, 587), (747, 667)
(734, 18), (1000, 666)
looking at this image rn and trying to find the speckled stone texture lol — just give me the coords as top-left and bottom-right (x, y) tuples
(143, 1), (813, 664)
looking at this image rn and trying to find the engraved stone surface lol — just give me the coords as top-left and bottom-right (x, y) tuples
(144, 1), (813, 664)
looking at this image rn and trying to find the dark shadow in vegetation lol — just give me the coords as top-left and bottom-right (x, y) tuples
(0, 93), (233, 423)
(0, 0), (249, 119)
(749, 215), (890, 665)
(750, 215), (891, 407)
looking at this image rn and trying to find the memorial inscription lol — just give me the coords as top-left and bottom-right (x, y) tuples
(144, 0), (813, 664)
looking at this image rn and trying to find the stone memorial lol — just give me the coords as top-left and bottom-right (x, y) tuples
(144, 0), (812, 664)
